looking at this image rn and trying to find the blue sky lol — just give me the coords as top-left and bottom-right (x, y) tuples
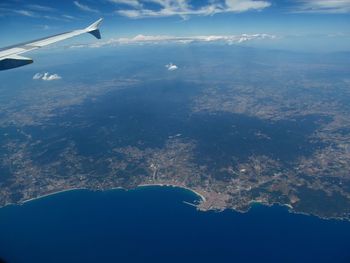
(0, 0), (350, 51)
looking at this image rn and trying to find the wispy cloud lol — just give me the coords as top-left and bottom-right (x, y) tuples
(113, 0), (271, 18)
(294, 0), (350, 13)
(109, 0), (143, 8)
(4, 5), (74, 21)
(14, 10), (37, 17)
(70, 33), (276, 48)
(35, 24), (52, 30)
(26, 4), (56, 12)
(61, 14), (76, 20)
(33, 73), (62, 81)
(74, 1), (100, 13)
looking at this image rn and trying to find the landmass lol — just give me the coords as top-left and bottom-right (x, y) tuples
(0, 45), (350, 220)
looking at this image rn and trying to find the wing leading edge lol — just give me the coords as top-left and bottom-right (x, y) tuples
(0, 18), (103, 71)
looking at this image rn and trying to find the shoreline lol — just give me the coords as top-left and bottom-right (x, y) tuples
(21, 188), (86, 205)
(245, 200), (349, 223)
(2, 186), (348, 222)
(12, 184), (206, 208)
(138, 183), (206, 203)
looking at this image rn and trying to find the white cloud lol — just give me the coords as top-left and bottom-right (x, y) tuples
(109, 0), (143, 8)
(62, 14), (76, 20)
(73, 33), (276, 48)
(33, 73), (43, 80)
(43, 73), (61, 81)
(26, 4), (56, 12)
(224, 0), (271, 12)
(294, 0), (350, 13)
(14, 10), (37, 17)
(114, 0), (271, 18)
(33, 72), (62, 81)
(74, 1), (99, 13)
(166, 63), (178, 71)
(6, 7), (73, 21)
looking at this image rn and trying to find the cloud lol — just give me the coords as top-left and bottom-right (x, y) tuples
(61, 14), (76, 20)
(26, 4), (56, 12)
(109, 0), (143, 8)
(14, 10), (37, 17)
(293, 0), (350, 13)
(43, 73), (61, 81)
(73, 33), (276, 48)
(33, 73), (43, 80)
(74, 1), (99, 13)
(224, 0), (271, 12)
(114, 0), (271, 18)
(39, 25), (51, 30)
(166, 63), (178, 71)
(8, 7), (74, 21)
(33, 73), (62, 81)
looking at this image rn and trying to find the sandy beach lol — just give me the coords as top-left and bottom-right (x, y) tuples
(15, 184), (206, 208)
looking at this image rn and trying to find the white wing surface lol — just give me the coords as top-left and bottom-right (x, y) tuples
(0, 18), (103, 71)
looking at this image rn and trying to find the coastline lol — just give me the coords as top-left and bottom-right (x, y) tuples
(21, 188), (90, 205)
(3, 186), (348, 222)
(246, 200), (349, 222)
(138, 183), (206, 203)
(11, 184), (205, 208)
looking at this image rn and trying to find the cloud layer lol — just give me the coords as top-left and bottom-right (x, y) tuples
(114, 0), (271, 18)
(0, 3), (76, 21)
(294, 0), (350, 13)
(5, 0), (350, 23)
(72, 33), (276, 48)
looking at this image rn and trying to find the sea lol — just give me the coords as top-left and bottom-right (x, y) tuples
(0, 186), (350, 263)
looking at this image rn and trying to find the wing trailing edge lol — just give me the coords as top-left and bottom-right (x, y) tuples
(0, 55), (33, 71)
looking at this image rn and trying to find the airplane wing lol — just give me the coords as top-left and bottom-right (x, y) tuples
(0, 18), (103, 71)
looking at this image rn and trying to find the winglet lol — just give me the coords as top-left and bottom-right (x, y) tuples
(85, 18), (103, 39)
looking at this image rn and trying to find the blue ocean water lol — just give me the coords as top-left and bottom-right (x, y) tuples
(0, 186), (350, 263)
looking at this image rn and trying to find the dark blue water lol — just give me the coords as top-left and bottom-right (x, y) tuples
(0, 186), (350, 263)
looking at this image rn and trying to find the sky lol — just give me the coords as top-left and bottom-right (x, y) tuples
(0, 0), (350, 52)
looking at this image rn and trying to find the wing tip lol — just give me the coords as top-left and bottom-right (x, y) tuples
(86, 18), (103, 31)
(86, 18), (103, 39)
